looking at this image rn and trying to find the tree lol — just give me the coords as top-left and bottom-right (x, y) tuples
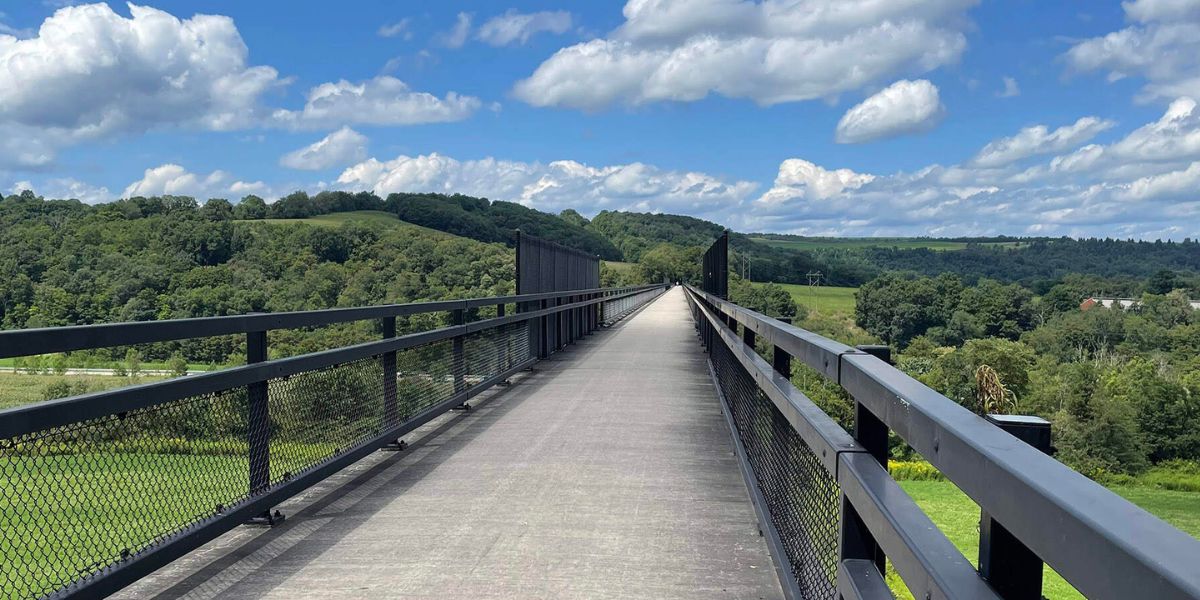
(168, 352), (189, 377)
(559, 209), (589, 228)
(125, 349), (142, 378)
(201, 198), (234, 221)
(1146, 269), (1179, 294)
(234, 195), (268, 219)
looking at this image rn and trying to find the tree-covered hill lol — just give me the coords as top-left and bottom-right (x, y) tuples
(586, 210), (846, 284)
(382, 193), (622, 260)
(0, 191), (513, 341)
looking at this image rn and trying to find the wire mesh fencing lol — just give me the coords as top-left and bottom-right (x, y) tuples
(601, 287), (667, 324)
(709, 334), (841, 600)
(0, 321), (532, 600)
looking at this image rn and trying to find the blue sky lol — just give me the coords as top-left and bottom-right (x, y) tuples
(2, 0), (1200, 238)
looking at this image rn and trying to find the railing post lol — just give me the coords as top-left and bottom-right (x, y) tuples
(381, 316), (403, 450)
(742, 324), (756, 349)
(452, 308), (465, 395)
(246, 325), (283, 525)
(840, 344), (892, 573)
(772, 345), (790, 377)
(539, 299), (549, 358)
(979, 415), (1052, 600)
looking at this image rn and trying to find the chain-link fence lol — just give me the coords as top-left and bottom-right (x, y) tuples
(601, 287), (667, 324)
(0, 320), (532, 599)
(709, 336), (840, 599)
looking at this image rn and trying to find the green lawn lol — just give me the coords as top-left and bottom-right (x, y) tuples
(892, 480), (1200, 599)
(750, 236), (1027, 252)
(757, 282), (858, 315)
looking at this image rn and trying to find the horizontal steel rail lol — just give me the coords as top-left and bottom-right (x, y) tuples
(0, 287), (661, 440)
(0, 285), (661, 359)
(0, 283), (668, 600)
(686, 285), (1200, 600)
(687, 288), (998, 600)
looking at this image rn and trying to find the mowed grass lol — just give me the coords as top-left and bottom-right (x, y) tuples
(602, 260), (637, 273)
(757, 282), (858, 315)
(889, 480), (1200, 599)
(0, 452), (249, 598)
(750, 236), (1027, 252)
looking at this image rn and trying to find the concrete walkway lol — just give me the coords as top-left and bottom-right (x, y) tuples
(119, 287), (782, 600)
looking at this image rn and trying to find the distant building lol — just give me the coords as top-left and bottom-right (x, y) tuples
(1080, 296), (1200, 311)
(1080, 297), (1140, 311)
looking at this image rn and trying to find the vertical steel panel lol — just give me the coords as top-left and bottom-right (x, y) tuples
(514, 232), (600, 359)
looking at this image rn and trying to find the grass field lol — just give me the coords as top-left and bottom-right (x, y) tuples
(602, 260), (637, 273)
(0, 373), (168, 410)
(750, 236), (1027, 252)
(890, 480), (1200, 599)
(244, 210), (456, 238)
(757, 282), (858, 315)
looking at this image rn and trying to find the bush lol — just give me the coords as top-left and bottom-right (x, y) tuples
(889, 460), (946, 481)
(1138, 460), (1200, 492)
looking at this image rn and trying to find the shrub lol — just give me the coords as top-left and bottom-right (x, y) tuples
(889, 460), (946, 481)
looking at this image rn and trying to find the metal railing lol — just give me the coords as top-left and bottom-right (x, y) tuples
(0, 283), (666, 600)
(683, 285), (1200, 600)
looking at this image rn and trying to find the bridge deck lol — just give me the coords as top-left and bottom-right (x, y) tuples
(119, 287), (782, 599)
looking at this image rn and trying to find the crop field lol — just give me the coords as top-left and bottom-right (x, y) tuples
(750, 236), (1027, 252)
(758, 282), (858, 315)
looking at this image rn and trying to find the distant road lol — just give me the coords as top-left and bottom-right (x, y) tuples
(0, 367), (188, 377)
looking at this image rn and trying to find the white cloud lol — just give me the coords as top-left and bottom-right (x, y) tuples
(477, 10), (572, 46)
(757, 159), (875, 205)
(336, 152), (757, 216)
(436, 12), (472, 48)
(280, 127), (369, 171)
(971, 117), (1115, 168)
(10, 178), (111, 203)
(513, 0), (977, 110)
(1123, 0), (1200, 22)
(1065, 1), (1200, 101)
(271, 76), (481, 129)
(378, 18), (411, 39)
(999, 76), (1020, 98)
(835, 79), (943, 144)
(0, 4), (478, 167)
(740, 99), (1200, 238)
(0, 3), (282, 142)
(123, 164), (267, 199)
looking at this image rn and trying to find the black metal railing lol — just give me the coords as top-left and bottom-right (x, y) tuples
(684, 284), (1200, 600)
(0, 283), (666, 600)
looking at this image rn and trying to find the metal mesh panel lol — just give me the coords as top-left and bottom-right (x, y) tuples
(0, 321), (531, 600)
(709, 335), (841, 600)
(602, 288), (665, 324)
(0, 388), (252, 599)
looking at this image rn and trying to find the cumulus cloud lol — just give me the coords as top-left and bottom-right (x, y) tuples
(970, 116), (1115, 168)
(835, 79), (943, 144)
(513, 0), (977, 110)
(123, 164), (267, 199)
(0, 3), (282, 142)
(335, 152), (757, 216)
(437, 12), (472, 48)
(271, 76), (481, 129)
(757, 159), (875, 205)
(280, 127), (369, 171)
(10, 178), (111, 203)
(741, 98), (1200, 238)
(0, 4), (480, 166)
(477, 9), (572, 46)
(1065, 0), (1200, 101)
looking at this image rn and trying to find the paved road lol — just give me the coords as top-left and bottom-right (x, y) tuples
(119, 287), (783, 600)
